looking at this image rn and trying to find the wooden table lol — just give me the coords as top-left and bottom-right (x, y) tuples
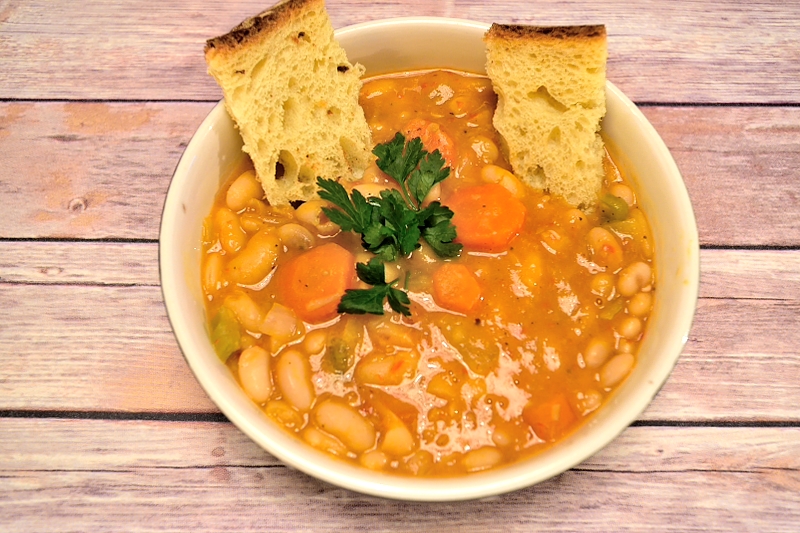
(1, 0), (798, 530)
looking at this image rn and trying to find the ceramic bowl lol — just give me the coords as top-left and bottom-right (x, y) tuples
(160, 17), (699, 501)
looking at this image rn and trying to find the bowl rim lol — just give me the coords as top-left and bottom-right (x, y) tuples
(159, 16), (700, 501)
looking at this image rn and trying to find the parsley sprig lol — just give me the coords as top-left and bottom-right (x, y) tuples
(317, 132), (462, 315)
(338, 258), (411, 316)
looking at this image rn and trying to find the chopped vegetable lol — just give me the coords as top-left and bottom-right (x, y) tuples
(598, 298), (625, 320)
(326, 338), (353, 374)
(276, 243), (356, 323)
(522, 394), (577, 442)
(210, 306), (241, 362)
(599, 193), (629, 222)
(432, 263), (482, 314)
(447, 183), (526, 253)
(338, 257), (411, 316)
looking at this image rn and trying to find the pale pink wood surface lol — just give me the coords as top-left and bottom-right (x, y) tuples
(1, 0), (799, 531)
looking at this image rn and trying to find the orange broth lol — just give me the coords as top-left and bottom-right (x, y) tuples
(201, 70), (655, 476)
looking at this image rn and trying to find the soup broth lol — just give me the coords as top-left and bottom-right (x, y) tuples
(201, 70), (654, 476)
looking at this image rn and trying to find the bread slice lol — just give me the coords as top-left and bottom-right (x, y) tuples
(485, 24), (607, 208)
(205, 0), (373, 206)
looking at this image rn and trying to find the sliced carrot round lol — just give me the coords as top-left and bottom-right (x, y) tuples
(447, 183), (526, 253)
(276, 243), (355, 323)
(432, 263), (482, 314)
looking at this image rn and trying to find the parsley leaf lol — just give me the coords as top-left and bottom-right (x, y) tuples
(407, 150), (450, 208)
(337, 258), (412, 316)
(318, 178), (374, 234)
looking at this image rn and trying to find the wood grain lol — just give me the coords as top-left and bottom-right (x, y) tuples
(1, 283), (798, 420)
(2, 418), (797, 474)
(0, 1), (799, 103)
(0, 241), (159, 286)
(1, 103), (799, 245)
(0, 421), (797, 532)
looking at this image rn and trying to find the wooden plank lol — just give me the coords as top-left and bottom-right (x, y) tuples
(0, 102), (211, 240)
(1, 284), (798, 420)
(641, 106), (800, 248)
(1, 418), (797, 473)
(0, 241), (159, 286)
(0, 1), (799, 103)
(1, 103), (800, 245)
(700, 249), (800, 300)
(0, 422), (798, 531)
(2, 242), (799, 300)
(0, 284), (218, 413)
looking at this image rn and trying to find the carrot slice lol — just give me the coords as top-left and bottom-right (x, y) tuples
(432, 263), (482, 314)
(403, 119), (457, 168)
(447, 183), (526, 253)
(522, 394), (577, 442)
(276, 243), (355, 323)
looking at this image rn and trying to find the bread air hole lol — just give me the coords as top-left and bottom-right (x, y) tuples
(527, 86), (568, 113)
(548, 127), (561, 145)
(276, 150), (298, 181)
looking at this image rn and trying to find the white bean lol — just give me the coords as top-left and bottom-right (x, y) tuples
(587, 227), (623, 271)
(380, 414), (415, 457)
(303, 330), (328, 355)
(600, 353), (635, 388)
(238, 346), (272, 403)
(618, 261), (653, 297)
(226, 170), (263, 211)
(481, 164), (525, 198)
(295, 200), (339, 236)
(462, 446), (503, 472)
(216, 208), (246, 254)
(302, 426), (348, 456)
(277, 223), (315, 250)
(359, 449), (389, 471)
(584, 337), (612, 368)
(202, 253), (225, 294)
(265, 400), (304, 430)
(223, 291), (264, 332)
(618, 316), (643, 340)
(590, 273), (616, 299)
(352, 183), (390, 199)
(226, 229), (281, 285)
(609, 183), (635, 207)
(313, 399), (376, 453)
(276, 349), (315, 412)
(628, 291), (653, 316)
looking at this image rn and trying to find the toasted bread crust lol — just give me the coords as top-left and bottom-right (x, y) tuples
(486, 24), (606, 43)
(205, 0), (323, 57)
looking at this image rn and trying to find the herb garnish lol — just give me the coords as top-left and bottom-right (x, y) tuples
(317, 132), (462, 315)
(338, 257), (411, 316)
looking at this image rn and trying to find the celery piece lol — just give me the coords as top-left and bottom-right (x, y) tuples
(210, 306), (241, 362)
(327, 338), (353, 374)
(599, 298), (625, 320)
(599, 193), (629, 222)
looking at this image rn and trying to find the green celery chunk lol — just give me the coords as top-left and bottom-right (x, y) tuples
(599, 193), (629, 222)
(210, 306), (241, 362)
(327, 338), (353, 374)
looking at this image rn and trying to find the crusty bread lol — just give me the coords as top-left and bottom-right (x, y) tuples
(205, 0), (373, 206)
(485, 24), (607, 208)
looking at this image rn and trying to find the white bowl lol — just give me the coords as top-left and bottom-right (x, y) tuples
(160, 17), (699, 501)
